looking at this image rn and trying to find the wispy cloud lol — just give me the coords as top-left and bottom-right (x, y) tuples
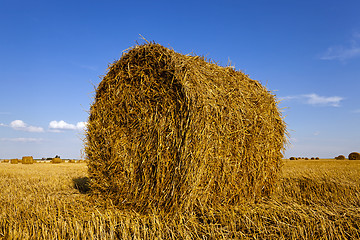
(320, 32), (360, 61)
(49, 120), (87, 131)
(281, 93), (343, 107)
(0, 137), (43, 142)
(304, 94), (343, 107)
(71, 61), (98, 71)
(10, 120), (44, 132)
(79, 64), (98, 71)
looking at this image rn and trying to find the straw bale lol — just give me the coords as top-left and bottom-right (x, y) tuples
(51, 158), (63, 164)
(68, 160), (76, 163)
(10, 159), (19, 164)
(348, 152), (360, 160)
(85, 43), (287, 212)
(22, 156), (34, 164)
(2, 159), (9, 163)
(335, 155), (346, 160)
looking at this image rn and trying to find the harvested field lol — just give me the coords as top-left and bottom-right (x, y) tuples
(0, 159), (359, 239)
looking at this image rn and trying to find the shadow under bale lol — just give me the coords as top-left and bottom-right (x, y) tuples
(85, 42), (287, 213)
(73, 177), (90, 194)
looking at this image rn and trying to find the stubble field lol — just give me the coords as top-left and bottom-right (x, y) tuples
(0, 159), (359, 239)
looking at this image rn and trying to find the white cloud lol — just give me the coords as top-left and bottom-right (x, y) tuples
(0, 137), (43, 142)
(0, 123), (6, 127)
(281, 93), (343, 107)
(49, 120), (87, 131)
(10, 120), (44, 132)
(76, 122), (87, 129)
(303, 94), (343, 107)
(320, 33), (360, 61)
(49, 120), (75, 130)
(10, 120), (26, 128)
(313, 131), (320, 136)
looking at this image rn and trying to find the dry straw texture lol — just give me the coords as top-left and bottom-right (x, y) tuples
(22, 156), (34, 164)
(348, 152), (360, 160)
(85, 43), (287, 213)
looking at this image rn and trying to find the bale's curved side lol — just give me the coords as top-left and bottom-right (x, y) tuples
(86, 43), (287, 212)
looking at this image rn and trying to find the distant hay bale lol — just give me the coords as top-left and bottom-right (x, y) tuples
(51, 158), (63, 164)
(22, 156), (34, 164)
(1, 159), (9, 163)
(315, 157), (319, 160)
(305, 157), (309, 160)
(85, 43), (287, 212)
(68, 160), (76, 163)
(348, 152), (360, 160)
(10, 159), (19, 164)
(289, 157), (296, 160)
(311, 157), (315, 160)
(335, 155), (346, 160)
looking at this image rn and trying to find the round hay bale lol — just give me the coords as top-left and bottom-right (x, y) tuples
(22, 156), (34, 164)
(85, 43), (287, 212)
(10, 159), (19, 164)
(315, 157), (319, 160)
(289, 157), (296, 160)
(1, 159), (9, 163)
(348, 152), (360, 160)
(68, 159), (76, 163)
(335, 155), (346, 160)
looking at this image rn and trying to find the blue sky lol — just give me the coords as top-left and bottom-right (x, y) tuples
(0, 0), (359, 159)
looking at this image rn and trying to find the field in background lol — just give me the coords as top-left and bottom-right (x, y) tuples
(0, 160), (359, 239)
